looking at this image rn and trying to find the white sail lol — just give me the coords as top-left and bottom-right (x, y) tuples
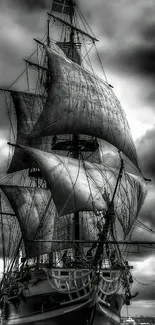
(29, 47), (139, 170)
(7, 89), (100, 173)
(15, 145), (147, 237)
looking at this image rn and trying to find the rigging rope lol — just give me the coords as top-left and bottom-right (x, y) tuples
(135, 219), (155, 234)
(76, 3), (108, 83)
(6, 32), (47, 91)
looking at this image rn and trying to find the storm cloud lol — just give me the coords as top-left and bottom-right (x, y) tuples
(137, 128), (155, 181)
(2, 0), (51, 11)
(83, 0), (155, 76)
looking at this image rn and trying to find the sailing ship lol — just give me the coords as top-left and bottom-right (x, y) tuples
(0, 1), (147, 324)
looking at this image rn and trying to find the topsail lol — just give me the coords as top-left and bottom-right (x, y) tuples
(29, 47), (139, 170)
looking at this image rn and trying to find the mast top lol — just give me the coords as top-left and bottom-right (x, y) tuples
(48, 13), (99, 42)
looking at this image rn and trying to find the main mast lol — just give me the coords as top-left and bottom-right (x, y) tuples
(69, 0), (80, 260)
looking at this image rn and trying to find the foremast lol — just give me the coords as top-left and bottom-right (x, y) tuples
(48, 0), (99, 262)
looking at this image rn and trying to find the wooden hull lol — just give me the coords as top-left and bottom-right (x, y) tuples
(3, 267), (124, 325)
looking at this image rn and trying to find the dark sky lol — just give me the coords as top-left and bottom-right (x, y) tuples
(0, 0), (155, 317)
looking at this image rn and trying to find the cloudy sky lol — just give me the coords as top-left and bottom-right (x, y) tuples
(0, 0), (155, 318)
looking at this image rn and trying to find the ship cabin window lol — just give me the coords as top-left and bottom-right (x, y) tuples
(60, 271), (69, 276)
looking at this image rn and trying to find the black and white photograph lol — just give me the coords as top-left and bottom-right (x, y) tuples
(0, 0), (155, 324)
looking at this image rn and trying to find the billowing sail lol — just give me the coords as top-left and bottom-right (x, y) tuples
(16, 145), (147, 237)
(29, 47), (139, 170)
(7, 89), (100, 173)
(0, 185), (56, 257)
(16, 146), (108, 214)
(7, 91), (51, 173)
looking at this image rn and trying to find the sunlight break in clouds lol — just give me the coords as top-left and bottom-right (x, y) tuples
(0, 258), (4, 280)
(122, 300), (155, 317)
(0, 138), (9, 160)
(0, 138), (10, 173)
(133, 256), (155, 277)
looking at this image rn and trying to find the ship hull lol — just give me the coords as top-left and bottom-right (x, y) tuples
(5, 301), (121, 325)
(3, 267), (124, 325)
